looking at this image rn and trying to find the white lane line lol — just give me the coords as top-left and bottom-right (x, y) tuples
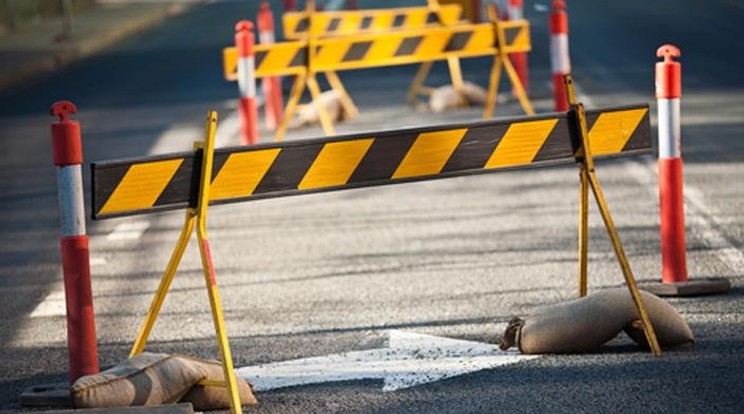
(30, 290), (66, 318)
(106, 220), (151, 241)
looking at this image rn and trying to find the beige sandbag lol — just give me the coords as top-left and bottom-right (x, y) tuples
(179, 356), (258, 410)
(71, 352), (203, 408)
(500, 288), (693, 354)
(292, 90), (347, 128)
(428, 81), (488, 112)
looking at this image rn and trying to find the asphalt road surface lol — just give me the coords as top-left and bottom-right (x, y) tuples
(1, 0), (743, 413)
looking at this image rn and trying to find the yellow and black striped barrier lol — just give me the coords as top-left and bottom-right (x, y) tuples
(282, 4), (464, 39)
(224, 20), (529, 79)
(92, 104), (650, 219)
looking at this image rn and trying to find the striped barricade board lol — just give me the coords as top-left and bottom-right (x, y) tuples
(92, 105), (651, 219)
(223, 20), (530, 80)
(282, 4), (464, 39)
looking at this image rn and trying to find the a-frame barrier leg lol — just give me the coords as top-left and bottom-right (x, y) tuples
(130, 112), (244, 414)
(274, 72), (307, 141)
(325, 71), (359, 119)
(406, 61), (434, 106)
(483, 4), (534, 118)
(306, 73), (336, 136)
(564, 75), (661, 357)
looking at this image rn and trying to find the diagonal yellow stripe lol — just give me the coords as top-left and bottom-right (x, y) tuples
(392, 129), (466, 179)
(210, 149), (281, 201)
(486, 119), (558, 168)
(298, 139), (373, 189)
(589, 108), (648, 155)
(99, 159), (183, 215)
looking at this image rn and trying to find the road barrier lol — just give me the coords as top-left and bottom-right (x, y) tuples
(223, 5), (533, 141)
(640, 44), (730, 297)
(549, 0), (570, 111)
(87, 77), (662, 414)
(50, 101), (100, 383)
(257, 1), (284, 131)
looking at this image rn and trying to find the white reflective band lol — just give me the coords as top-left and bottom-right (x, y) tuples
(507, 6), (523, 20)
(237, 56), (256, 98)
(58, 165), (86, 236)
(657, 98), (681, 159)
(550, 34), (571, 73)
(259, 31), (275, 44)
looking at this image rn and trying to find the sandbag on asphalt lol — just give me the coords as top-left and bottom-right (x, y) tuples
(71, 352), (203, 408)
(179, 356), (258, 410)
(428, 81), (488, 112)
(499, 288), (693, 354)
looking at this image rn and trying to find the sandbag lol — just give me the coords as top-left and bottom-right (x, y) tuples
(292, 90), (348, 128)
(71, 352), (203, 408)
(179, 356), (258, 410)
(428, 81), (488, 112)
(499, 288), (694, 354)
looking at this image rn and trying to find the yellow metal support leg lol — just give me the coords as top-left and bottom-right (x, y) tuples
(406, 61), (433, 106)
(130, 212), (195, 357)
(306, 73), (336, 136)
(578, 164), (589, 298)
(274, 72), (307, 142)
(447, 56), (465, 92)
(325, 71), (359, 119)
(483, 57), (502, 119)
(502, 57), (534, 115)
(564, 74), (661, 357)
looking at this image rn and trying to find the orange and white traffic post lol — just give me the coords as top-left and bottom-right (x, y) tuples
(642, 44), (730, 296)
(235, 20), (259, 145)
(549, 0), (570, 111)
(50, 101), (100, 383)
(257, 1), (284, 131)
(507, 0), (528, 94)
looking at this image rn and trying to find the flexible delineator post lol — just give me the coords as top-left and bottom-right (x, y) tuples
(656, 44), (687, 284)
(235, 20), (259, 145)
(283, 0), (296, 12)
(258, 1), (284, 131)
(507, 0), (528, 93)
(50, 101), (100, 383)
(549, 0), (570, 111)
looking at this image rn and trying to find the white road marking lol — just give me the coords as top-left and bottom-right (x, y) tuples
(106, 220), (151, 241)
(237, 330), (538, 392)
(30, 290), (66, 318)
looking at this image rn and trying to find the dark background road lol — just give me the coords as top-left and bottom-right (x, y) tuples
(1, 0), (742, 412)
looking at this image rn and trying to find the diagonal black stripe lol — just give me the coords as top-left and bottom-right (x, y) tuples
(442, 124), (510, 173)
(289, 47), (307, 67)
(395, 36), (423, 57)
(426, 11), (439, 24)
(348, 133), (419, 183)
(532, 117), (573, 162)
(342, 41), (372, 62)
(444, 31), (473, 52)
(92, 164), (129, 217)
(360, 16), (373, 30)
(255, 51), (267, 70)
(621, 109), (652, 152)
(295, 17), (309, 34)
(154, 155), (199, 210)
(326, 17), (341, 33)
(253, 145), (323, 194)
(504, 27), (520, 46)
(392, 14), (406, 27)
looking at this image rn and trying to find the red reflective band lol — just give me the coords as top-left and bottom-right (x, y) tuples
(258, 0), (275, 32)
(552, 73), (568, 111)
(235, 20), (255, 58)
(51, 121), (83, 167)
(656, 44), (682, 99)
(60, 235), (100, 382)
(509, 0), (523, 6)
(550, 1), (568, 34)
(201, 240), (218, 287)
(658, 158), (688, 284)
(239, 97), (259, 145)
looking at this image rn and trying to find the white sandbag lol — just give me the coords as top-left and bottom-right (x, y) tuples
(292, 90), (346, 128)
(428, 81), (488, 112)
(179, 356), (258, 410)
(71, 352), (203, 409)
(500, 288), (694, 354)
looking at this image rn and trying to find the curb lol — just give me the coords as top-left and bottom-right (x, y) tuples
(0, 3), (195, 93)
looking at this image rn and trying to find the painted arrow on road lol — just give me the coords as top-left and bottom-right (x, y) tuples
(236, 330), (538, 392)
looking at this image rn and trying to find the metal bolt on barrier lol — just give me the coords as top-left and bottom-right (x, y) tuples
(549, 0), (570, 111)
(50, 100), (100, 383)
(235, 20), (259, 145)
(640, 45), (730, 297)
(258, 0), (284, 131)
